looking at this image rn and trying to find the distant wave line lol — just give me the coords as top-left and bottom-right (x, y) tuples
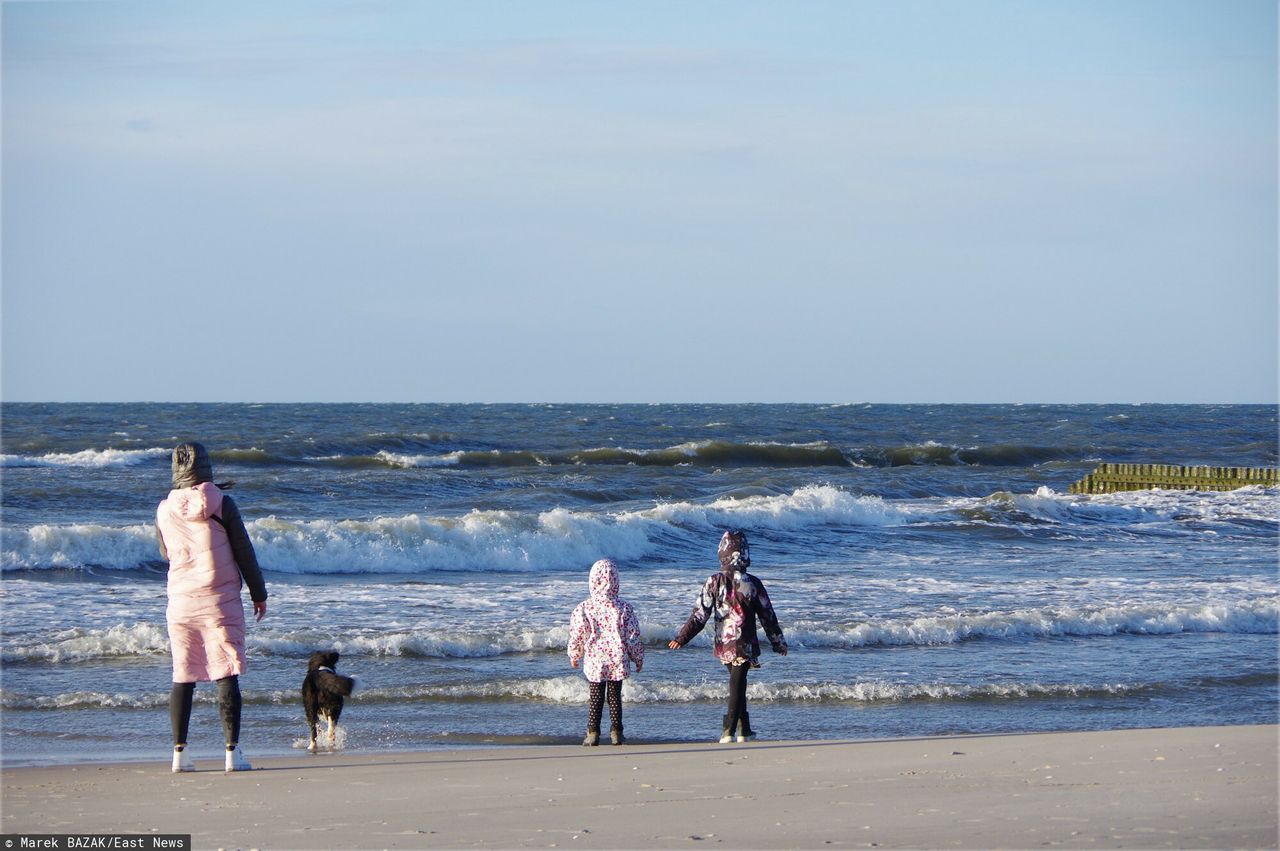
(1, 440), (1118, 470)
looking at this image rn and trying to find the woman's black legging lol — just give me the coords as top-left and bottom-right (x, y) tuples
(587, 680), (623, 732)
(170, 675), (241, 748)
(726, 662), (749, 730)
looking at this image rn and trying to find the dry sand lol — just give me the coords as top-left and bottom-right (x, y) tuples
(3, 724), (1276, 850)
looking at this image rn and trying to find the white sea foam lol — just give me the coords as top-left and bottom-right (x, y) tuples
(1, 523), (158, 570)
(0, 674), (1234, 712)
(0, 690), (166, 710)
(788, 598), (1279, 648)
(240, 488), (908, 573)
(242, 676), (1157, 706)
(1, 623), (170, 663)
(634, 485), (914, 529)
(374, 450), (465, 468)
(626, 679), (1152, 704)
(291, 724), (348, 750)
(12, 598), (1270, 664)
(243, 508), (654, 573)
(953, 485), (1280, 528)
(0, 447), (169, 468)
(1088, 485), (1280, 524)
(3, 484), (1273, 573)
(252, 625), (573, 658)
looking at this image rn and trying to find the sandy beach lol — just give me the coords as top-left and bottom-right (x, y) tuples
(2, 724), (1275, 850)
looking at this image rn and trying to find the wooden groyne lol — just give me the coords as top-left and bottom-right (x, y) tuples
(1068, 463), (1279, 494)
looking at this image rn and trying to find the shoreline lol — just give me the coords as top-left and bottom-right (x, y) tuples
(4, 724), (1276, 849)
(0, 719), (1260, 771)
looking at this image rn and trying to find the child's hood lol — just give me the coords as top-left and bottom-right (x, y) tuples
(167, 481), (223, 521)
(588, 558), (620, 602)
(718, 529), (751, 573)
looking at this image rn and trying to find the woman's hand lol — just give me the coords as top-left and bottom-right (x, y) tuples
(253, 601), (267, 622)
(667, 640), (680, 650)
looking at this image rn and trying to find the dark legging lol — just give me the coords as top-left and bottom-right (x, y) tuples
(587, 680), (623, 732)
(170, 676), (241, 749)
(726, 662), (749, 731)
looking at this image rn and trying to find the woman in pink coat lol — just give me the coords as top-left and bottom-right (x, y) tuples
(156, 443), (267, 773)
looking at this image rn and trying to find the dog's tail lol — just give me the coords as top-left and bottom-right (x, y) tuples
(315, 670), (357, 698)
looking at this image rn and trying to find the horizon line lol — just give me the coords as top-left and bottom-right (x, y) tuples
(2, 399), (1277, 407)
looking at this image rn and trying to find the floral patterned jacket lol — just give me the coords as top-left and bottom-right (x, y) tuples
(568, 559), (644, 683)
(673, 569), (786, 665)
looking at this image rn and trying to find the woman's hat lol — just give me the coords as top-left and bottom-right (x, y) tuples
(171, 442), (213, 489)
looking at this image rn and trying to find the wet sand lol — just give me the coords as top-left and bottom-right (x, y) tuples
(2, 724), (1276, 849)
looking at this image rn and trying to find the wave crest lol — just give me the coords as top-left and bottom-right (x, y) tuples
(0, 448), (169, 469)
(4, 485), (1273, 573)
(2, 622), (169, 663)
(9, 599), (1271, 664)
(788, 599), (1279, 648)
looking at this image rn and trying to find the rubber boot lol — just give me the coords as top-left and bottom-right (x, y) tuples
(719, 714), (735, 744)
(225, 746), (252, 772)
(737, 711), (756, 743)
(171, 747), (195, 773)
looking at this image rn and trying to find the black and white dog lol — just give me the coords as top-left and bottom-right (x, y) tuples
(302, 650), (358, 752)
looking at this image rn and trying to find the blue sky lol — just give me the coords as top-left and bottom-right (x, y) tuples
(2, 0), (1276, 403)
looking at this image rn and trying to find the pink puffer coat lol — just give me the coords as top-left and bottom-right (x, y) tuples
(567, 558), (644, 683)
(156, 482), (247, 682)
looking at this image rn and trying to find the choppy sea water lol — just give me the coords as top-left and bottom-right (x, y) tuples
(1, 403), (1276, 766)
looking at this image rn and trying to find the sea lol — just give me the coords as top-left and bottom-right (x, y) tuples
(1, 403), (1276, 767)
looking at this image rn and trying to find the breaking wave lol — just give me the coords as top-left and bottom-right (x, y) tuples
(786, 598), (1279, 648)
(6, 599), (1272, 664)
(1, 523), (159, 571)
(4, 484), (1274, 573)
(0, 448), (169, 469)
(0, 486), (913, 573)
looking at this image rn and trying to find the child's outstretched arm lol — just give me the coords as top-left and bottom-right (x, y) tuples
(669, 574), (717, 650)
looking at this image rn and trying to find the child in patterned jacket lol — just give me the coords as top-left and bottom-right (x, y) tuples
(668, 530), (787, 743)
(568, 558), (645, 745)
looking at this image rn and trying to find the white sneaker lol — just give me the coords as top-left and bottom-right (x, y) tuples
(225, 746), (252, 772)
(172, 749), (195, 773)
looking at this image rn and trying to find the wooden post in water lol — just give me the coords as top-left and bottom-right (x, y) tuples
(1068, 464), (1280, 494)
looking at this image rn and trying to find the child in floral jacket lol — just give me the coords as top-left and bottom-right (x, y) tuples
(568, 558), (644, 745)
(668, 530), (786, 743)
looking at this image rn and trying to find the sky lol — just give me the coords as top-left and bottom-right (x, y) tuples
(2, 0), (1276, 403)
